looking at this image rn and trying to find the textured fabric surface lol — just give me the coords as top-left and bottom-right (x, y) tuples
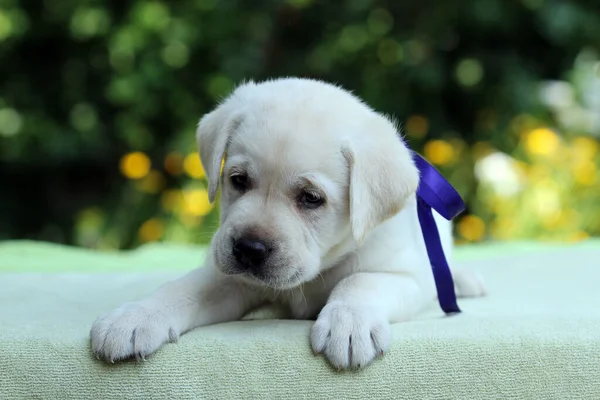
(0, 240), (599, 399)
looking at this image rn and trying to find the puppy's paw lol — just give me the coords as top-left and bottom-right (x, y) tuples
(311, 301), (390, 370)
(90, 302), (178, 363)
(453, 268), (487, 298)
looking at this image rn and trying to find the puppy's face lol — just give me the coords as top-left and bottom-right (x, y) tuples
(197, 79), (419, 289)
(212, 121), (350, 289)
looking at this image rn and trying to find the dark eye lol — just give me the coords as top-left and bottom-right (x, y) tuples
(299, 190), (325, 209)
(230, 174), (249, 191)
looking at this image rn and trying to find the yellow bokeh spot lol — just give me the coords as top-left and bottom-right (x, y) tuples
(179, 213), (202, 227)
(568, 231), (590, 243)
(541, 209), (564, 230)
(183, 152), (206, 179)
(77, 207), (104, 230)
(424, 140), (455, 166)
(458, 215), (486, 242)
(573, 161), (597, 186)
(510, 114), (537, 136)
(571, 136), (599, 161)
(138, 218), (163, 242)
(136, 170), (166, 194)
(524, 128), (560, 156)
(120, 152), (151, 179)
(161, 189), (184, 212)
(513, 160), (529, 177)
(527, 164), (551, 181)
(490, 218), (515, 240)
(531, 181), (561, 218)
(449, 137), (467, 158)
(405, 115), (429, 138)
(472, 141), (493, 160)
(184, 189), (213, 216)
(164, 152), (183, 175)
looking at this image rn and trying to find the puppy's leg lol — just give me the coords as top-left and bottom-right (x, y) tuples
(90, 266), (260, 362)
(453, 267), (487, 298)
(311, 272), (428, 370)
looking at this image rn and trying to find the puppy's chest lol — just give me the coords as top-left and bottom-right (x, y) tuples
(279, 263), (358, 320)
(282, 284), (330, 320)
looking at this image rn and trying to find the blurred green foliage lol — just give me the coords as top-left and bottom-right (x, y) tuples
(0, 0), (599, 249)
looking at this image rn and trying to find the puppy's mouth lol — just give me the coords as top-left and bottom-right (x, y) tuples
(224, 265), (304, 290)
(213, 232), (311, 290)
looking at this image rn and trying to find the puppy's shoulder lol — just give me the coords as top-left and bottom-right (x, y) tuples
(354, 204), (431, 274)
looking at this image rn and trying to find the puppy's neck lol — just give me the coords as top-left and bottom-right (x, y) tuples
(320, 232), (358, 273)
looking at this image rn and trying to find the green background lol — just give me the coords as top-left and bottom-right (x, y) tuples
(0, 0), (599, 250)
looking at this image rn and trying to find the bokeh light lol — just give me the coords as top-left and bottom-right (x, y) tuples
(119, 152), (151, 179)
(183, 152), (206, 179)
(184, 189), (214, 217)
(1, 1), (599, 250)
(0, 108), (22, 136)
(525, 128), (560, 156)
(455, 59), (484, 87)
(424, 140), (455, 166)
(161, 189), (184, 212)
(458, 215), (486, 242)
(164, 152), (184, 176)
(405, 115), (429, 139)
(136, 170), (166, 194)
(138, 218), (164, 242)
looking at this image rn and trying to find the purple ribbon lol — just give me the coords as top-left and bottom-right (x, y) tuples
(403, 139), (464, 315)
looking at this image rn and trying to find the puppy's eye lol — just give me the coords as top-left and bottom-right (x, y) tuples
(230, 174), (249, 191)
(299, 190), (325, 209)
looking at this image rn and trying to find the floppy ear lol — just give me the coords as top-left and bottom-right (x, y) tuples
(342, 118), (420, 245)
(196, 105), (244, 203)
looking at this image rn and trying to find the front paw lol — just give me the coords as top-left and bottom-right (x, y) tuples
(90, 302), (178, 363)
(310, 301), (390, 370)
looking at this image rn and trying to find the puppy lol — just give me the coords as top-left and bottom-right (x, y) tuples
(90, 78), (486, 370)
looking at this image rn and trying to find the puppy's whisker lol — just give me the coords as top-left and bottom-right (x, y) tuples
(259, 285), (270, 303)
(192, 231), (216, 239)
(298, 284), (308, 308)
(317, 273), (326, 287)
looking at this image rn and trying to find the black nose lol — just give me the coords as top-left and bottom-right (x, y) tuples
(232, 237), (269, 270)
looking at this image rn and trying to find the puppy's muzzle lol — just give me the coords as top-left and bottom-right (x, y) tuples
(232, 236), (270, 272)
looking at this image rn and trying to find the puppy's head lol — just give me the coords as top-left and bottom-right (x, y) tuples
(197, 78), (419, 289)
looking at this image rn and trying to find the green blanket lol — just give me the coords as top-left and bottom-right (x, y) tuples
(1, 240), (599, 399)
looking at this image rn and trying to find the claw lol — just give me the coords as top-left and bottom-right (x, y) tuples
(168, 327), (179, 343)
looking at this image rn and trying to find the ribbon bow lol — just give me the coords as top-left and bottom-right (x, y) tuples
(403, 138), (465, 315)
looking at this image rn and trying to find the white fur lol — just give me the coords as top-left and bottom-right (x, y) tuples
(90, 78), (486, 370)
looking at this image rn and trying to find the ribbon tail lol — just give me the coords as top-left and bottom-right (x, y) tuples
(416, 197), (461, 315)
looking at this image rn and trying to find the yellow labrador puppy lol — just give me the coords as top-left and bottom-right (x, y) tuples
(90, 78), (486, 370)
